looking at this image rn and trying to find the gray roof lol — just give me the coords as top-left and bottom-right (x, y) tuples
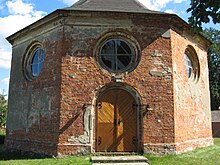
(63, 0), (166, 14)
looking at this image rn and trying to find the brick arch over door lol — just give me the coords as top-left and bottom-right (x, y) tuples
(93, 83), (143, 153)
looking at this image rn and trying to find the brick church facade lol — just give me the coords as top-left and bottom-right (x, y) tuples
(5, 0), (213, 156)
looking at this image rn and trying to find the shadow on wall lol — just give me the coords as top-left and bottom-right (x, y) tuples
(59, 109), (82, 135)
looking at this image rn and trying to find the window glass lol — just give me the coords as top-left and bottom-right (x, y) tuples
(99, 39), (134, 73)
(184, 53), (193, 78)
(31, 48), (45, 77)
(184, 46), (200, 82)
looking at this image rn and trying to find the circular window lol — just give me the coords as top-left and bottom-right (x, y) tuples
(31, 48), (45, 77)
(98, 38), (139, 74)
(184, 45), (200, 81)
(184, 53), (193, 78)
(23, 43), (45, 81)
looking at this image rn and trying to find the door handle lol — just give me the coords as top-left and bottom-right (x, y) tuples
(114, 119), (117, 126)
(114, 119), (121, 125)
(98, 136), (102, 145)
(118, 119), (121, 125)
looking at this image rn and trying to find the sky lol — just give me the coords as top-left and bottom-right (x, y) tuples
(0, 0), (219, 98)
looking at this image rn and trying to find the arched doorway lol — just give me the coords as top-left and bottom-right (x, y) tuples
(95, 87), (139, 152)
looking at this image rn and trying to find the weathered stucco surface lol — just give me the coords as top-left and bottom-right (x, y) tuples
(171, 30), (213, 153)
(5, 18), (64, 155)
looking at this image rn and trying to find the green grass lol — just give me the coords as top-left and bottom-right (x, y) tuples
(0, 129), (92, 165)
(0, 147), (91, 165)
(145, 138), (220, 165)
(0, 157), (91, 165)
(0, 138), (220, 165)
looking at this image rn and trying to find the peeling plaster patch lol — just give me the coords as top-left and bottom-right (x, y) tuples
(152, 50), (163, 57)
(149, 69), (163, 77)
(163, 66), (172, 73)
(48, 98), (52, 111)
(153, 60), (163, 65)
(68, 74), (76, 78)
(68, 105), (91, 144)
(68, 135), (90, 144)
(173, 62), (177, 74)
(76, 147), (90, 155)
(6, 94), (30, 131)
(27, 109), (39, 128)
(161, 29), (171, 38)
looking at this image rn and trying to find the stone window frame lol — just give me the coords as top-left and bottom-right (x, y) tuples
(95, 32), (141, 74)
(184, 45), (200, 82)
(23, 41), (45, 81)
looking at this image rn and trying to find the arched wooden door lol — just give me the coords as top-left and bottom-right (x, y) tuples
(96, 88), (138, 152)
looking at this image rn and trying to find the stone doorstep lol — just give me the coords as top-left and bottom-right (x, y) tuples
(92, 163), (149, 165)
(93, 152), (138, 156)
(91, 156), (149, 164)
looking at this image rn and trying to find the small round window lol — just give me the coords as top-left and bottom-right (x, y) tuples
(184, 53), (193, 78)
(23, 43), (45, 81)
(31, 48), (45, 77)
(184, 45), (200, 81)
(98, 39), (137, 73)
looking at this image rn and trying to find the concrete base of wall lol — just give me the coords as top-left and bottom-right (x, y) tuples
(144, 137), (213, 154)
(4, 138), (58, 156)
(57, 144), (91, 156)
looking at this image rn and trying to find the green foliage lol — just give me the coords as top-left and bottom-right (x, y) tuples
(202, 28), (220, 109)
(0, 129), (6, 144)
(0, 94), (7, 128)
(187, 0), (220, 32)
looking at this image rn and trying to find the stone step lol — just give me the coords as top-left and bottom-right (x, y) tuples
(93, 163), (149, 165)
(93, 152), (138, 156)
(91, 155), (149, 164)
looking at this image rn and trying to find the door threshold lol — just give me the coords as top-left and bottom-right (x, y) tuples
(93, 152), (140, 156)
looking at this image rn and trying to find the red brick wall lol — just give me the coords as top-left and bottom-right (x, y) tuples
(171, 30), (213, 153)
(5, 11), (213, 156)
(58, 12), (175, 155)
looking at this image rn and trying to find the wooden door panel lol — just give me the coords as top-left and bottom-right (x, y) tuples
(116, 122), (124, 152)
(98, 102), (114, 123)
(97, 88), (137, 152)
(117, 89), (137, 152)
(97, 90), (116, 152)
(97, 123), (115, 151)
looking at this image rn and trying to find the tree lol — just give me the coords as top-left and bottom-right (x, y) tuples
(187, 0), (220, 32)
(202, 28), (220, 110)
(0, 94), (7, 128)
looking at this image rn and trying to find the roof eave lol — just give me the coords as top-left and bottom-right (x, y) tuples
(6, 9), (62, 45)
(61, 6), (169, 15)
(171, 14), (212, 48)
(6, 8), (211, 49)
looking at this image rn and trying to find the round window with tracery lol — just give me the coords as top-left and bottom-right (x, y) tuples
(31, 48), (45, 77)
(98, 38), (139, 74)
(184, 45), (200, 82)
(23, 43), (45, 81)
